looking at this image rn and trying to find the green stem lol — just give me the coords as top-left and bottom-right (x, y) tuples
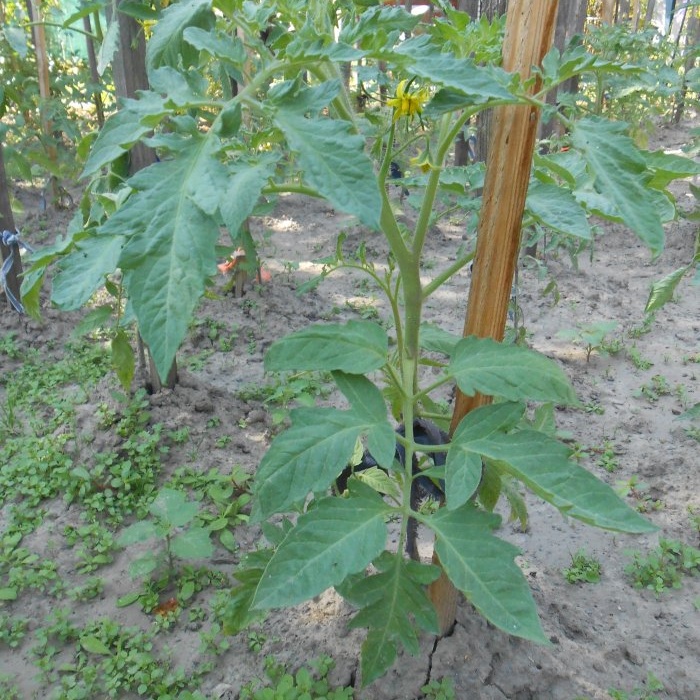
(422, 251), (475, 300)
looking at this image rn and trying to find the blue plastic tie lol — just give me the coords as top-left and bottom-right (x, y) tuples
(1, 229), (34, 314)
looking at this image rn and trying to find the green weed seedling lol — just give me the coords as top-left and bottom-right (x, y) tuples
(625, 539), (700, 596)
(117, 488), (214, 583)
(238, 656), (353, 700)
(422, 677), (456, 700)
(562, 550), (602, 584)
(595, 440), (620, 473)
(615, 476), (663, 513)
(634, 374), (672, 403)
(627, 344), (653, 371)
(608, 671), (664, 700)
(556, 321), (619, 362)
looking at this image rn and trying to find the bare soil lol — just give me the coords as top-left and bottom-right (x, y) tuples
(1, 116), (698, 700)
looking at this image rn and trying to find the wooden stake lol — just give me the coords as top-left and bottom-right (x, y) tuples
(429, 0), (559, 636)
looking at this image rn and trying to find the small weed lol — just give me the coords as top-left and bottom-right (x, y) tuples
(422, 677), (456, 699)
(557, 320), (618, 362)
(562, 550), (602, 584)
(215, 435), (233, 448)
(615, 476), (663, 512)
(627, 313), (656, 339)
(584, 401), (605, 415)
(0, 332), (21, 359)
(238, 656), (353, 700)
(247, 630), (267, 653)
(594, 440), (619, 472)
(608, 671), (664, 700)
(206, 416), (222, 429)
(634, 374), (672, 402)
(117, 487), (214, 582)
(624, 539), (700, 596)
(169, 426), (191, 444)
(0, 614), (29, 648)
(627, 344), (653, 371)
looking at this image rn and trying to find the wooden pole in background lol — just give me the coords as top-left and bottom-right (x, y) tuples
(428, 0), (559, 636)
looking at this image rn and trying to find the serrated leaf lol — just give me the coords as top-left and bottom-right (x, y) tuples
(645, 265), (690, 313)
(455, 427), (657, 534)
(81, 93), (168, 177)
(183, 26), (246, 64)
(252, 404), (393, 520)
(149, 489), (198, 527)
(341, 552), (439, 685)
(526, 180), (591, 239)
(272, 110), (382, 229)
(644, 149), (700, 190)
(424, 504), (547, 643)
(252, 482), (390, 609)
(97, 16), (119, 75)
(354, 467), (401, 500)
(394, 35), (515, 103)
(339, 5), (419, 48)
(117, 520), (159, 546)
(51, 235), (124, 310)
(449, 336), (579, 405)
(171, 527), (213, 560)
(333, 372), (395, 469)
(265, 320), (388, 374)
(101, 138), (221, 380)
(419, 322), (461, 357)
(111, 329), (135, 391)
(446, 403), (524, 509)
(146, 0), (214, 72)
(80, 636), (111, 655)
(571, 117), (665, 257)
(219, 158), (277, 237)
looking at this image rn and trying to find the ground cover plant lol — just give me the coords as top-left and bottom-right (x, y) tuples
(2, 0), (700, 697)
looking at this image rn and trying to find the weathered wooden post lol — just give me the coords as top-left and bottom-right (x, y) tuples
(428, 0), (559, 635)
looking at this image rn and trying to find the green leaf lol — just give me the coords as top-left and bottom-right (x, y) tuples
(252, 402), (393, 520)
(645, 265), (690, 313)
(526, 180), (591, 240)
(333, 372), (395, 469)
(97, 15), (119, 75)
(394, 35), (515, 103)
(419, 322), (461, 357)
(265, 320), (388, 374)
(111, 329), (135, 391)
(339, 5), (419, 48)
(0, 588), (18, 601)
(453, 426), (658, 534)
(354, 467), (401, 501)
(51, 236), (124, 310)
(252, 482), (390, 609)
(129, 554), (158, 579)
(81, 93), (168, 177)
(101, 137), (222, 380)
(219, 158), (278, 238)
(341, 552), (440, 685)
(449, 336), (579, 405)
(446, 403), (525, 510)
(183, 26), (246, 65)
(571, 117), (665, 257)
(180, 579), (196, 600)
(146, 0), (215, 72)
(643, 149), (700, 190)
(148, 489), (199, 527)
(272, 110), (382, 229)
(80, 636), (112, 655)
(116, 591), (142, 607)
(424, 504), (547, 643)
(219, 529), (238, 553)
(170, 527), (214, 560)
(117, 520), (159, 546)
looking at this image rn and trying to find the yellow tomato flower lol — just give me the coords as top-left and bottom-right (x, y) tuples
(387, 79), (429, 123)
